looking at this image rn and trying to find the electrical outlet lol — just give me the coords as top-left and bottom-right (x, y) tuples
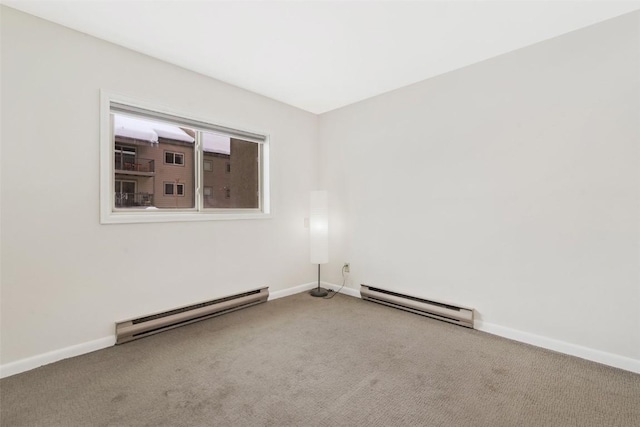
(343, 263), (350, 273)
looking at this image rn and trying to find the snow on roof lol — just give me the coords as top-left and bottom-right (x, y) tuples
(203, 132), (231, 155)
(114, 114), (195, 144)
(114, 114), (231, 155)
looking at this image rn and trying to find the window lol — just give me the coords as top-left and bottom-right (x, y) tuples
(165, 151), (184, 165)
(164, 182), (174, 195)
(100, 91), (270, 223)
(164, 182), (185, 196)
(114, 145), (136, 170)
(115, 180), (136, 207)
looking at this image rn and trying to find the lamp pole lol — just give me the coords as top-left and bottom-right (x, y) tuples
(309, 191), (329, 298)
(310, 264), (328, 297)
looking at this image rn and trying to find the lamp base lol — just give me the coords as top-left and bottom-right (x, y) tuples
(310, 287), (329, 298)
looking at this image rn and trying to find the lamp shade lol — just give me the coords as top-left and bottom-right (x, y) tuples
(309, 190), (329, 264)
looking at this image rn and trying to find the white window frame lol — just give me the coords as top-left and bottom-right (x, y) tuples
(100, 91), (271, 224)
(163, 182), (175, 196)
(164, 151), (185, 166)
(163, 182), (185, 197)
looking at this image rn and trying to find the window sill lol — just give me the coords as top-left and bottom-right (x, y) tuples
(101, 209), (272, 224)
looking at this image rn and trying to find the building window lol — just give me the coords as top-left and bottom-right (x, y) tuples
(115, 144), (136, 170)
(164, 182), (185, 196)
(164, 182), (174, 195)
(115, 180), (136, 207)
(101, 92), (270, 223)
(165, 151), (184, 165)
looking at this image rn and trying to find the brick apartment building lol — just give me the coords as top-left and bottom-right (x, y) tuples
(113, 114), (258, 210)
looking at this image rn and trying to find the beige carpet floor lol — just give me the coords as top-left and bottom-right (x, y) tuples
(1, 291), (639, 426)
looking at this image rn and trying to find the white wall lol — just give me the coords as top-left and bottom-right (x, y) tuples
(319, 11), (640, 367)
(2, 6), (639, 375)
(0, 7), (318, 366)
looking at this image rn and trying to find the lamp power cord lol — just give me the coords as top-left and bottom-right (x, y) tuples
(324, 264), (348, 299)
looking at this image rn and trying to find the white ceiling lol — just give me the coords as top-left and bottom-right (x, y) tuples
(4, 1), (640, 114)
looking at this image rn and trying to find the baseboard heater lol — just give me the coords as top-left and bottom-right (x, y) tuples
(360, 285), (474, 328)
(115, 287), (269, 344)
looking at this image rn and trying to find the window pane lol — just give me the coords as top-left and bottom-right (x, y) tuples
(104, 97), (271, 223)
(122, 181), (136, 193)
(115, 144), (136, 170)
(115, 180), (138, 207)
(202, 133), (259, 209)
(164, 183), (174, 195)
(113, 113), (195, 209)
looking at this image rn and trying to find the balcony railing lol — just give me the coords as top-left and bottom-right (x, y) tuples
(115, 192), (154, 208)
(115, 154), (155, 173)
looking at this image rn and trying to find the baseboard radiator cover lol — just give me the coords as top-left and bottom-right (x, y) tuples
(115, 287), (269, 344)
(360, 285), (474, 328)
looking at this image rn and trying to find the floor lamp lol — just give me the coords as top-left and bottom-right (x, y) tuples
(310, 190), (329, 297)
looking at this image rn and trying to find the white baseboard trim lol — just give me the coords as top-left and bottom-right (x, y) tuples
(269, 282), (360, 300)
(0, 336), (115, 379)
(322, 282), (360, 298)
(2, 282), (354, 379)
(475, 320), (640, 374)
(268, 282), (318, 300)
(354, 287), (639, 374)
(6, 286), (634, 378)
